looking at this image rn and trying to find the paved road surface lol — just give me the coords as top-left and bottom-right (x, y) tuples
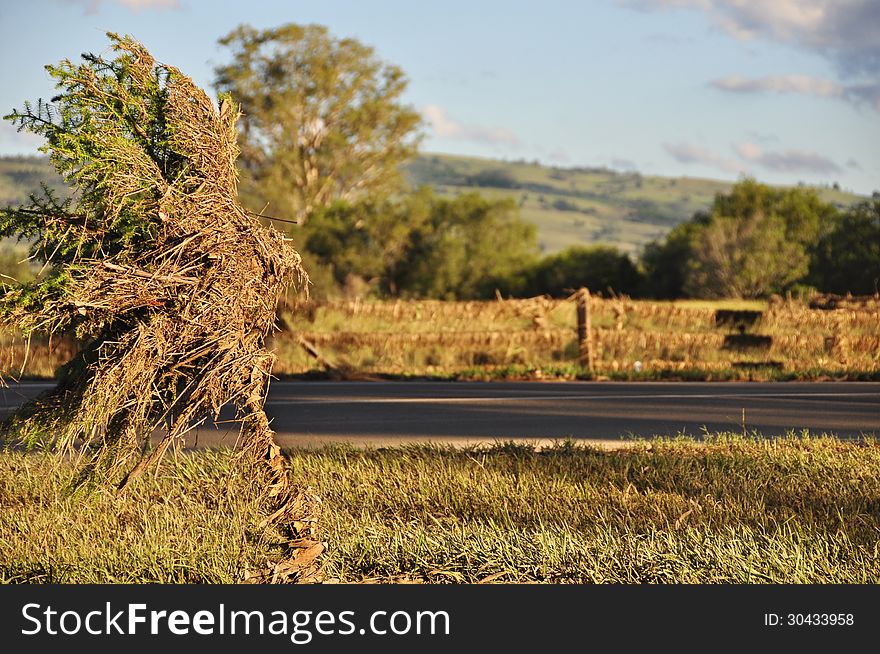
(2, 380), (878, 448)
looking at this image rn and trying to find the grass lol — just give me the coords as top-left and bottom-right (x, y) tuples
(669, 298), (767, 312)
(2, 433), (879, 583)
(0, 451), (283, 583)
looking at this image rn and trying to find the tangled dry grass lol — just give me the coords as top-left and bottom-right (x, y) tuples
(0, 37), (309, 507)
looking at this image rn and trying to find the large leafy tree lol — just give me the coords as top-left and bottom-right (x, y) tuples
(639, 216), (708, 299)
(397, 193), (538, 300)
(809, 197), (880, 295)
(685, 210), (808, 298)
(304, 189), (538, 300)
(305, 188), (432, 296)
(712, 179), (838, 254)
(641, 179), (839, 299)
(215, 23), (423, 224)
(525, 245), (643, 298)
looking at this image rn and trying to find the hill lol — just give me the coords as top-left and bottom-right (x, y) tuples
(403, 153), (864, 254)
(0, 157), (70, 275)
(0, 156), (68, 207)
(1, 154), (865, 256)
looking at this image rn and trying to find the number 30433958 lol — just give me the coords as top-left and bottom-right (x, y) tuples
(764, 613), (854, 626)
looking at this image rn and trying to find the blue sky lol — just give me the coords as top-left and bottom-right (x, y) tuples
(1, 0), (877, 194)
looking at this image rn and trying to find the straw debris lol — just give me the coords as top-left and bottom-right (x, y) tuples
(0, 34), (307, 505)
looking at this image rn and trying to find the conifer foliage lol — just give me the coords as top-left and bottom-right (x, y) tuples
(1, 34), (308, 493)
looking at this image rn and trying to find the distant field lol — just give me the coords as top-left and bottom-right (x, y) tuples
(404, 153), (865, 254)
(0, 156), (70, 268)
(268, 295), (880, 381)
(1, 154), (864, 258)
(3, 436), (878, 583)
(6, 295), (877, 381)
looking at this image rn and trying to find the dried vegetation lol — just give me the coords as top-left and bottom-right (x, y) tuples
(0, 36), (323, 579)
(270, 294), (879, 378)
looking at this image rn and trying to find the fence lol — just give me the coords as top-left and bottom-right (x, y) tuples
(3, 292), (878, 379)
(274, 292), (880, 378)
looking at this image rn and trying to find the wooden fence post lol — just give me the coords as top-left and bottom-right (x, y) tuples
(576, 288), (594, 371)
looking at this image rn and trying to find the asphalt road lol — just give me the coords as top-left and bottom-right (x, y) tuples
(2, 380), (878, 448)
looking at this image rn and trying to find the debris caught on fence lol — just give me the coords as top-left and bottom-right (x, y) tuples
(0, 35), (308, 518)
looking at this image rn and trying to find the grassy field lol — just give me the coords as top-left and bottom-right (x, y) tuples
(2, 434), (878, 583)
(1, 155), (874, 382)
(268, 295), (880, 381)
(6, 294), (878, 381)
(0, 156), (68, 208)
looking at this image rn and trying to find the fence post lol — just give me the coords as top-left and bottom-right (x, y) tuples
(576, 287), (594, 371)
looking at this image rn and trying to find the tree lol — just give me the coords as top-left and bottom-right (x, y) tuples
(525, 245), (642, 298)
(809, 198), (880, 295)
(467, 168), (519, 189)
(305, 188), (432, 296)
(639, 216), (707, 298)
(709, 178), (838, 264)
(642, 179), (839, 299)
(397, 192), (538, 299)
(215, 23), (423, 224)
(685, 210), (808, 298)
(304, 189), (538, 300)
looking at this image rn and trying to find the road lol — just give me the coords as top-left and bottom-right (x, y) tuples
(2, 380), (878, 448)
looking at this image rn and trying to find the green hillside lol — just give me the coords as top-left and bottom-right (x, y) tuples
(0, 157), (69, 278)
(0, 156), (67, 207)
(0, 154), (865, 257)
(403, 153), (864, 255)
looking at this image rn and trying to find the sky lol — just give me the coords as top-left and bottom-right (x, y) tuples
(0, 0), (877, 194)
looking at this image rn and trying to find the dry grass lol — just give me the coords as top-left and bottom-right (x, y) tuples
(8, 298), (880, 379)
(2, 434), (878, 583)
(0, 451), (282, 583)
(268, 295), (879, 379)
(6, 294), (879, 382)
(0, 36), (308, 497)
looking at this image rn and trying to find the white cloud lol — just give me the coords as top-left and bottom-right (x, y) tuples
(422, 105), (520, 147)
(663, 142), (744, 174)
(621, 0), (880, 77)
(710, 74), (880, 112)
(422, 105), (461, 138)
(734, 141), (763, 160)
(710, 74), (843, 97)
(665, 139), (842, 176)
(64, 0), (180, 14)
(735, 141), (841, 174)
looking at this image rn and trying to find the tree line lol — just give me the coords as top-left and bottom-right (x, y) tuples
(296, 181), (879, 300)
(640, 181), (880, 299)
